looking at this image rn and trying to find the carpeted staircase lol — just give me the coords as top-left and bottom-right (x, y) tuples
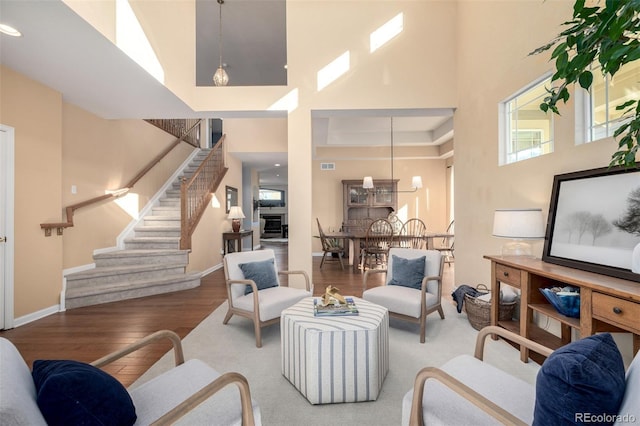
(64, 150), (211, 309)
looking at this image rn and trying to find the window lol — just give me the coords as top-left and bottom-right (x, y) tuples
(499, 74), (554, 165)
(259, 188), (285, 207)
(576, 61), (640, 144)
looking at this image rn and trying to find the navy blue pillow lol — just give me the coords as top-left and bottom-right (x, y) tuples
(388, 255), (425, 290)
(239, 258), (279, 295)
(533, 333), (626, 426)
(32, 359), (137, 426)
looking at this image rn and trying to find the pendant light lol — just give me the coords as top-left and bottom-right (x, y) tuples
(362, 117), (423, 192)
(213, 0), (229, 86)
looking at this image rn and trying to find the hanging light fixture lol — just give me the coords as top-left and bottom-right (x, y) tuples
(362, 117), (423, 192)
(213, 0), (229, 86)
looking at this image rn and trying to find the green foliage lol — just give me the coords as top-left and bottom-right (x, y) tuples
(530, 0), (640, 167)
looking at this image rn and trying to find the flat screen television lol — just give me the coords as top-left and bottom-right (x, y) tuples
(259, 188), (285, 208)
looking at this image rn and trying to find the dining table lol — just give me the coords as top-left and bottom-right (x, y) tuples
(323, 231), (454, 272)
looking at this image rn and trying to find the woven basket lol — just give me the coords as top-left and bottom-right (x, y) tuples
(464, 293), (517, 331)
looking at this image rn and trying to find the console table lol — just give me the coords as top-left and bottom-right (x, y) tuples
(223, 230), (254, 255)
(485, 255), (640, 363)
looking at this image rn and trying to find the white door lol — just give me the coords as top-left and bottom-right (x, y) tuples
(0, 125), (15, 329)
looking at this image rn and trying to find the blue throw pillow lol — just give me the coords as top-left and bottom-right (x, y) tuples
(239, 258), (279, 295)
(388, 255), (425, 290)
(533, 333), (626, 426)
(32, 359), (137, 426)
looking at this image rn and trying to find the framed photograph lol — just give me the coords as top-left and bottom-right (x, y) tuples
(225, 185), (238, 214)
(543, 166), (640, 282)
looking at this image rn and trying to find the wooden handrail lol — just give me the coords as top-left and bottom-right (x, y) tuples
(40, 119), (202, 236)
(180, 135), (228, 249)
(145, 119), (201, 147)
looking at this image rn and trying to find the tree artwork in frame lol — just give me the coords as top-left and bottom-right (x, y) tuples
(542, 166), (640, 282)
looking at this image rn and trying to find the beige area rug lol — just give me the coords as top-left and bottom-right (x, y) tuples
(132, 297), (541, 425)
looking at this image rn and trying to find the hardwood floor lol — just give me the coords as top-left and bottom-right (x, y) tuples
(0, 242), (454, 387)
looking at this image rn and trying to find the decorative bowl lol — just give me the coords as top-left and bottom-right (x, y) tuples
(540, 287), (580, 318)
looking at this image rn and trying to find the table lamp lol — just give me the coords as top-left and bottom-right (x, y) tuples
(492, 208), (545, 256)
(228, 206), (245, 232)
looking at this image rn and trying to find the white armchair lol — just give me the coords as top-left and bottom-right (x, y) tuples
(362, 248), (444, 343)
(403, 326), (639, 426)
(223, 249), (312, 347)
(0, 330), (260, 426)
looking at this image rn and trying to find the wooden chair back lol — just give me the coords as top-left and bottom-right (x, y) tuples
(400, 218), (427, 249)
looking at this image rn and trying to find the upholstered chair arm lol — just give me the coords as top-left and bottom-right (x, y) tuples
(474, 326), (553, 361)
(227, 279), (259, 299)
(226, 279), (261, 321)
(408, 366), (527, 426)
(363, 269), (387, 291)
(409, 326), (554, 426)
(91, 331), (256, 426)
(91, 330), (185, 368)
(279, 270), (311, 291)
(151, 371), (256, 426)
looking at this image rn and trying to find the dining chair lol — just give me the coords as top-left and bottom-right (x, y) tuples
(435, 220), (455, 265)
(387, 212), (403, 236)
(316, 218), (345, 269)
(361, 219), (394, 270)
(399, 218), (427, 249)
(223, 249), (312, 347)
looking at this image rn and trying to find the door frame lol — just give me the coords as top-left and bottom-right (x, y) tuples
(0, 124), (15, 329)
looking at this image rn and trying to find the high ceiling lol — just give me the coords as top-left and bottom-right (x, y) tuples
(195, 0), (288, 87)
(0, 0), (453, 186)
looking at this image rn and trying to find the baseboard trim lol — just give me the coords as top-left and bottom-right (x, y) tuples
(13, 305), (60, 328)
(202, 262), (223, 277)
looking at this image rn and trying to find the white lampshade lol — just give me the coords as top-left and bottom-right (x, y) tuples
(411, 176), (423, 189)
(493, 209), (545, 239)
(227, 206), (245, 219)
(363, 176), (374, 189)
(493, 209), (545, 256)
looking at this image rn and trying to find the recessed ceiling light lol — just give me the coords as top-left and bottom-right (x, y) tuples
(274, 163), (281, 167)
(0, 24), (22, 37)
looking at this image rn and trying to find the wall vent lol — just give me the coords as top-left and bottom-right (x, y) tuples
(320, 162), (335, 170)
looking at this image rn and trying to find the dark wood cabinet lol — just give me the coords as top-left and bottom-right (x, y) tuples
(342, 180), (397, 231)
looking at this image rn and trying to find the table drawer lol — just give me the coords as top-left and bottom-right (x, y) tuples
(592, 292), (640, 332)
(495, 264), (521, 287)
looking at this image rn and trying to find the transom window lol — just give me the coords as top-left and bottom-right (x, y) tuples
(576, 61), (640, 144)
(499, 74), (554, 165)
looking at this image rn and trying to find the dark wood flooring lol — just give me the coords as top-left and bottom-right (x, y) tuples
(0, 243), (453, 387)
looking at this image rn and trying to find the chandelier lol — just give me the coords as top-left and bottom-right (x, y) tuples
(213, 0), (229, 86)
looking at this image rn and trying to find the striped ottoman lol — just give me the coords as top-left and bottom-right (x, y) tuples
(281, 297), (389, 404)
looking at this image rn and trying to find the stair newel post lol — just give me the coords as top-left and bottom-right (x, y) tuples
(180, 176), (190, 250)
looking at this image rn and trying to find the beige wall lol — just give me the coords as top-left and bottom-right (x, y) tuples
(66, 1), (459, 280)
(286, 1), (457, 276)
(13, 0), (631, 322)
(0, 65), (64, 317)
(454, 0), (620, 286)
(61, 104), (194, 267)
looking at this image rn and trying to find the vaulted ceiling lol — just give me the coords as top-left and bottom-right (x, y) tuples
(0, 0), (453, 186)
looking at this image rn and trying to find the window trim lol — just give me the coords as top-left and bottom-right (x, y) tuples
(498, 71), (554, 166)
